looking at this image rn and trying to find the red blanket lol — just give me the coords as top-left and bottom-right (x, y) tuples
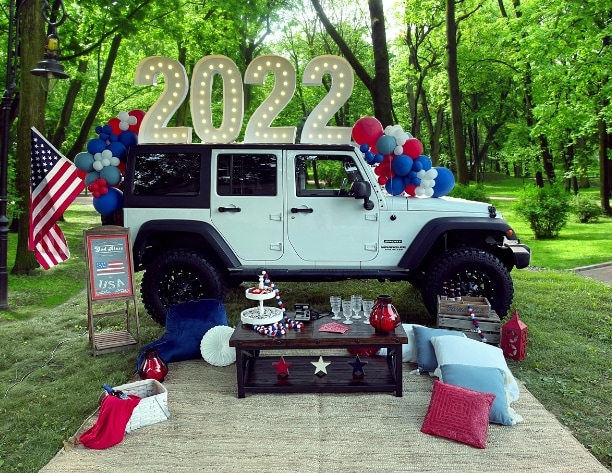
(79, 394), (141, 449)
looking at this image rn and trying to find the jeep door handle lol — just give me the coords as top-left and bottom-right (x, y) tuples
(218, 206), (241, 213)
(291, 207), (313, 213)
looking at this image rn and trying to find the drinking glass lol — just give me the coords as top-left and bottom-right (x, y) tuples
(351, 294), (363, 319)
(330, 296), (342, 320)
(361, 299), (375, 324)
(341, 299), (353, 324)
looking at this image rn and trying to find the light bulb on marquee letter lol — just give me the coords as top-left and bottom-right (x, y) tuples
(301, 55), (353, 145)
(244, 55), (297, 144)
(134, 56), (192, 144)
(191, 55), (244, 143)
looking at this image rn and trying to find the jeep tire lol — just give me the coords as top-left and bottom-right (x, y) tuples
(141, 249), (226, 325)
(421, 248), (514, 318)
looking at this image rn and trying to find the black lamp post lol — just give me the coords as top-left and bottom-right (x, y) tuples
(0, 0), (70, 309)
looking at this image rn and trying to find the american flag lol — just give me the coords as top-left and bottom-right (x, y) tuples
(95, 260), (126, 275)
(28, 127), (85, 269)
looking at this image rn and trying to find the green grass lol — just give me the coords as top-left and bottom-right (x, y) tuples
(1, 179), (612, 471)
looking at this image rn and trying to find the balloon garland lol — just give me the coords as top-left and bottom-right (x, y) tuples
(468, 304), (488, 343)
(352, 116), (455, 198)
(74, 109), (145, 217)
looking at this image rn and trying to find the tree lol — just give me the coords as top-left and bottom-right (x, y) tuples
(310, 0), (393, 127)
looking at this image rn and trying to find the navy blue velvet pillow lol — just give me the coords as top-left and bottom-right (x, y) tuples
(137, 299), (228, 369)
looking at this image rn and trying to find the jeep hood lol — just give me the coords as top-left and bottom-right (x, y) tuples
(390, 195), (496, 215)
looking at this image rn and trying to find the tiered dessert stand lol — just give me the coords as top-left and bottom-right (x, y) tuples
(240, 273), (284, 325)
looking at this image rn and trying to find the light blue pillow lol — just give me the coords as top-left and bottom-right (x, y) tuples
(412, 326), (465, 373)
(439, 364), (523, 426)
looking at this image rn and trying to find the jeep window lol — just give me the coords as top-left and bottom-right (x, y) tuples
(295, 155), (363, 196)
(217, 154), (277, 196)
(132, 153), (200, 196)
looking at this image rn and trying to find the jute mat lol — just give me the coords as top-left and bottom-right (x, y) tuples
(40, 357), (608, 473)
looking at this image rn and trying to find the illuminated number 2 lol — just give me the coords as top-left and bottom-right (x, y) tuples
(134, 57), (192, 144)
(301, 55), (353, 145)
(243, 55), (297, 144)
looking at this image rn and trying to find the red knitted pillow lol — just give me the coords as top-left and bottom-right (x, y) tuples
(421, 380), (495, 449)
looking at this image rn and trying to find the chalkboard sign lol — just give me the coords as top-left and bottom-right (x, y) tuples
(84, 226), (135, 301)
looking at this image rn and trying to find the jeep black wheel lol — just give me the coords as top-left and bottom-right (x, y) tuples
(141, 249), (226, 325)
(421, 248), (514, 319)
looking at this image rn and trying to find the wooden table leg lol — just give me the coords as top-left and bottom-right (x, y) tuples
(393, 345), (403, 397)
(235, 347), (245, 398)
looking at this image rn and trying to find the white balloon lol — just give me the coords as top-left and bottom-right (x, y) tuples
(421, 179), (434, 188)
(101, 149), (113, 160)
(118, 111), (129, 121)
(110, 156), (121, 166)
(101, 158), (111, 167)
(424, 168), (438, 180)
(128, 115), (137, 125)
(93, 161), (104, 171)
(417, 169), (426, 178)
(119, 121), (129, 131)
(394, 145), (403, 156)
(424, 187), (434, 197)
(415, 186), (426, 197)
(93, 152), (103, 161)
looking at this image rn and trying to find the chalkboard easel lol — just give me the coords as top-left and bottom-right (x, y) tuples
(84, 225), (140, 356)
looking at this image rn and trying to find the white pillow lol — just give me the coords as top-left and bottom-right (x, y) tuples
(377, 323), (419, 362)
(429, 335), (520, 402)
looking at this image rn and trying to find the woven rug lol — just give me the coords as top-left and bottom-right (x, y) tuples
(40, 357), (608, 473)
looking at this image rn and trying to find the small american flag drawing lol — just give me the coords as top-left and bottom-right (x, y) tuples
(95, 260), (125, 276)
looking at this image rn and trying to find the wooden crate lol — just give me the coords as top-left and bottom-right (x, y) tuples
(437, 296), (491, 317)
(437, 310), (501, 345)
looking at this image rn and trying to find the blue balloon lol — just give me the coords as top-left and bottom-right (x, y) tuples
(93, 188), (123, 216)
(119, 130), (138, 147)
(100, 165), (122, 186)
(432, 167), (455, 197)
(74, 152), (95, 172)
(359, 143), (370, 153)
(375, 153), (384, 164)
(86, 138), (106, 154)
(364, 151), (376, 164)
(415, 155), (432, 171)
(385, 177), (405, 196)
(412, 160), (423, 172)
(391, 154), (413, 176)
(375, 135), (396, 156)
(102, 124), (113, 135)
(107, 141), (127, 160)
(85, 171), (100, 186)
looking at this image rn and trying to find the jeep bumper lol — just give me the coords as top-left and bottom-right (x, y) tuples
(505, 242), (531, 269)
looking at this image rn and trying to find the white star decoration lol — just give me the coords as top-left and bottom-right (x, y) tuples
(311, 356), (331, 376)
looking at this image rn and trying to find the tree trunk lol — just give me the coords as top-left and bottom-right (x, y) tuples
(52, 60), (88, 153)
(446, 0), (468, 184)
(12, 0), (46, 274)
(66, 34), (123, 161)
(310, 0), (393, 127)
(599, 117), (611, 215)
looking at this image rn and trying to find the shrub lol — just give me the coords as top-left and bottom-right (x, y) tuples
(448, 184), (490, 203)
(572, 194), (602, 223)
(513, 183), (571, 239)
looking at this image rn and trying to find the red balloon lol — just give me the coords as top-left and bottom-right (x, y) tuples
(76, 169), (88, 180)
(352, 117), (383, 147)
(403, 138), (423, 158)
(108, 117), (122, 136)
(117, 161), (126, 175)
(405, 184), (417, 196)
(378, 175), (388, 185)
(128, 109), (146, 133)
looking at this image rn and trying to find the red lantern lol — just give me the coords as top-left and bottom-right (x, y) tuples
(501, 309), (528, 361)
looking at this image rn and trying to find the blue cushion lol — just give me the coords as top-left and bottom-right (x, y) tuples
(412, 326), (464, 373)
(439, 364), (523, 426)
(137, 299), (228, 369)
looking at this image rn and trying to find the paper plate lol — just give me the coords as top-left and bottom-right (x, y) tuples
(200, 325), (236, 367)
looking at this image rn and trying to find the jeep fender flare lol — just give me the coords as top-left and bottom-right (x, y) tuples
(398, 217), (518, 270)
(132, 220), (241, 271)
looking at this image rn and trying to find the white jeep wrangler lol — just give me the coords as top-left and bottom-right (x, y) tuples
(119, 142), (530, 325)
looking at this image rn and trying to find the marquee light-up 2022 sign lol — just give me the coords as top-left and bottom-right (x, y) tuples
(135, 54), (354, 146)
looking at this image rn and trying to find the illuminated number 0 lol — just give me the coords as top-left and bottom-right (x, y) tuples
(191, 55), (244, 143)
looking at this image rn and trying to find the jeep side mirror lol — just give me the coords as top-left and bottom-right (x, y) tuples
(352, 181), (375, 211)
